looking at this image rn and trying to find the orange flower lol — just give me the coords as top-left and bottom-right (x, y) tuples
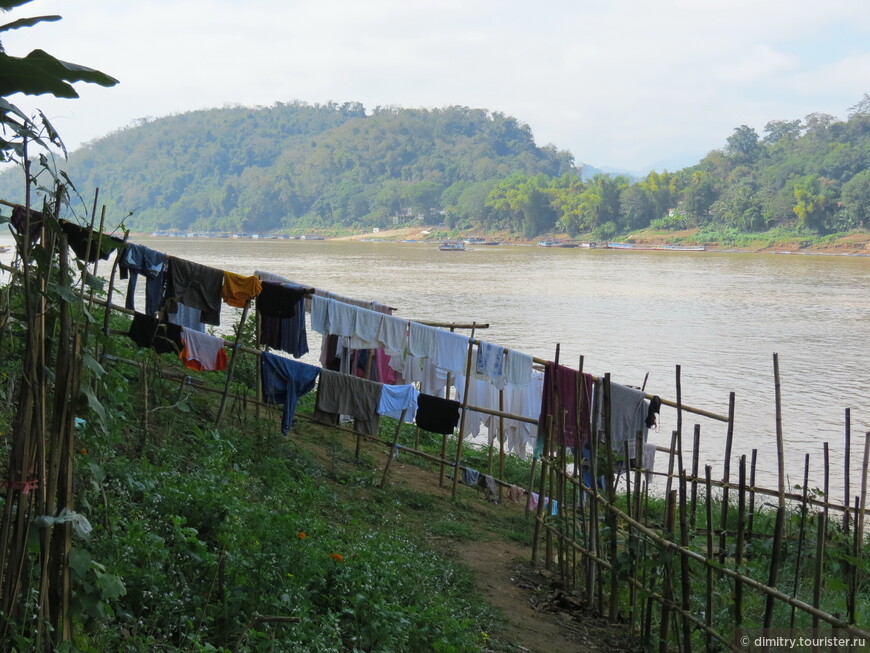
(79, 449), (87, 455)
(297, 532), (307, 539)
(329, 553), (344, 562)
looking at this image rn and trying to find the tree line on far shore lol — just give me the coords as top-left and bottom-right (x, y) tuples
(2, 98), (868, 239)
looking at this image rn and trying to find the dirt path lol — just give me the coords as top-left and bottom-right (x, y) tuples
(294, 421), (639, 652)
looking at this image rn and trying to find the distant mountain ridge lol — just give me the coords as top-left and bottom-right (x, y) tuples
(0, 102), (578, 233)
(2, 98), (868, 239)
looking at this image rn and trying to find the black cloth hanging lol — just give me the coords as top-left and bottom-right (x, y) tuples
(256, 281), (309, 319)
(165, 256), (224, 326)
(58, 219), (124, 262)
(128, 312), (183, 355)
(10, 205), (44, 243)
(415, 393), (461, 435)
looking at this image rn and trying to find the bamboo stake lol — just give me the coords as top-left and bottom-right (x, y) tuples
(498, 389), (505, 504)
(531, 416), (553, 567)
(763, 353), (786, 629)
(450, 326), (476, 499)
(678, 471), (692, 651)
(823, 442), (830, 523)
(675, 364), (684, 478)
(789, 453), (811, 628)
(718, 392), (736, 567)
(735, 455), (747, 628)
(747, 448), (758, 540)
(215, 300), (252, 425)
(844, 408), (851, 533)
(850, 496), (859, 624)
(379, 409), (409, 489)
(665, 430), (678, 501)
(99, 229), (130, 362)
(525, 458), (537, 519)
(547, 345), (562, 573)
(566, 470), (870, 638)
(691, 423), (700, 529)
(603, 373), (620, 621)
(658, 490), (677, 653)
(857, 431), (869, 548)
(704, 465), (714, 653)
(589, 375), (603, 614)
(812, 510), (827, 630)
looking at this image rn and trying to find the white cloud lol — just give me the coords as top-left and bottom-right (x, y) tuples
(1, 0), (868, 170)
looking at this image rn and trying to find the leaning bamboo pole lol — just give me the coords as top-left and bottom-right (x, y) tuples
(450, 326), (476, 498)
(764, 353), (787, 629)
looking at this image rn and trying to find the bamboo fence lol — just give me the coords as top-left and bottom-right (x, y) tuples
(2, 212), (869, 651)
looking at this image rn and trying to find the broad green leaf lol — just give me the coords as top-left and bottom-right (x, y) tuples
(82, 351), (105, 377)
(84, 270), (104, 292)
(81, 383), (107, 423)
(95, 572), (126, 600)
(48, 281), (78, 304)
(0, 15), (61, 33)
(68, 548), (92, 577)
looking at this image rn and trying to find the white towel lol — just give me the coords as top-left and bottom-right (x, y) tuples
(408, 322), (437, 358)
(505, 349), (533, 386)
(350, 306), (384, 350)
(475, 341), (506, 389)
(328, 300), (356, 337)
(378, 384), (419, 422)
(643, 442), (657, 484)
(310, 295), (329, 334)
(378, 315), (409, 356)
(435, 329), (470, 375)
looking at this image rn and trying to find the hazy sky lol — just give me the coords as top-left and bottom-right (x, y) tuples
(3, 0), (869, 172)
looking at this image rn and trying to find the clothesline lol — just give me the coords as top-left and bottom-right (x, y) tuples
(1, 216), (730, 425)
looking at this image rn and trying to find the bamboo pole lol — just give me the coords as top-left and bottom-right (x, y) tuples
(215, 300), (252, 425)
(812, 510), (827, 630)
(844, 408), (852, 532)
(850, 496), (859, 624)
(665, 430), (678, 501)
(658, 490), (676, 653)
(540, 520), (740, 652)
(789, 453), (811, 628)
(561, 444), (870, 639)
(857, 431), (869, 548)
(450, 325), (476, 499)
(379, 409), (409, 489)
(675, 364), (684, 478)
(602, 373), (620, 621)
(498, 390), (505, 505)
(747, 448), (758, 540)
(704, 465), (714, 653)
(735, 455), (747, 628)
(677, 471), (692, 651)
(763, 353), (786, 629)
(531, 416), (553, 566)
(823, 442), (830, 523)
(718, 392), (736, 567)
(691, 423), (700, 529)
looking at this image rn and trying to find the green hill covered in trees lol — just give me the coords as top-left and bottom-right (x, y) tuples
(3, 98), (869, 238)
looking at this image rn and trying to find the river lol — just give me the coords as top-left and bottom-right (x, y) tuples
(2, 234), (869, 502)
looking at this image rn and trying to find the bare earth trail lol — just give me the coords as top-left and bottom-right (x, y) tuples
(290, 419), (639, 653)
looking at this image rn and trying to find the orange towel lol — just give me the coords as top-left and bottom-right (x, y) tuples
(222, 271), (262, 307)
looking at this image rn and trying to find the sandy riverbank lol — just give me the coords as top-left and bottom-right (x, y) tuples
(330, 227), (870, 256)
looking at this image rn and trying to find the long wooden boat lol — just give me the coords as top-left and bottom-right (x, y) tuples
(438, 241), (466, 251)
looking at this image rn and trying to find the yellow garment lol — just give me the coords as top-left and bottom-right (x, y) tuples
(222, 271), (262, 308)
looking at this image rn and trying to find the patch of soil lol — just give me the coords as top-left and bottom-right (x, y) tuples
(290, 420), (640, 652)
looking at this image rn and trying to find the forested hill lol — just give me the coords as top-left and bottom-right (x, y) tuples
(0, 102), (577, 234)
(2, 98), (869, 238)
